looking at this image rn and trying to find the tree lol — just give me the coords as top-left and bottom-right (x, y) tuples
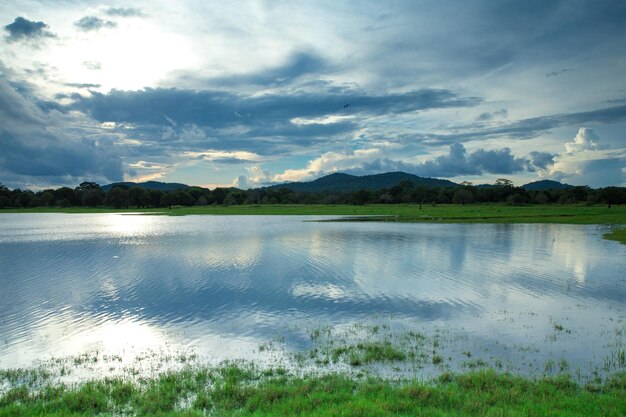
(148, 190), (163, 208)
(128, 186), (148, 208)
(0, 196), (11, 208)
(39, 191), (54, 207)
(53, 187), (79, 206)
(453, 188), (474, 204)
(75, 182), (103, 206)
(494, 178), (514, 187)
(352, 189), (372, 205)
(82, 188), (104, 206)
(104, 187), (130, 208)
(160, 192), (174, 209)
(597, 187), (626, 208)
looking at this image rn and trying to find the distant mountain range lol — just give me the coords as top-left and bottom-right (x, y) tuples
(103, 174), (574, 193)
(266, 172), (458, 192)
(102, 181), (189, 191)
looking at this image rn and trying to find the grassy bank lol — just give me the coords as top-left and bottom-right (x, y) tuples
(2, 204), (626, 223)
(1, 365), (624, 417)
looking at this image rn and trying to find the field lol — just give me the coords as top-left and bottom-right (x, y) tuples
(3, 204), (626, 224)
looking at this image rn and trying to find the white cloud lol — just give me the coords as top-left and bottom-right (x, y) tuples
(547, 127), (626, 186)
(273, 148), (384, 183)
(565, 127), (599, 153)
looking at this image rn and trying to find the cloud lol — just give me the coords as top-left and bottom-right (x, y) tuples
(477, 108), (508, 121)
(178, 52), (330, 88)
(233, 166), (273, 189)
(423, 104), (626, 145)
(0, 76), (124, 188)
(67, 86), (481, 159)
(3, 17), (55, 41)
(547, 127), (625, 187)
(73, 86), (481, 128)
(565, 127), (599, 153)
(529, 151), (557, 171)
(74, 16), (117, 31)
(82, 61), (102, 70)
(64, 83), (101, 89)
(272, 143), (536, 183)
(104, 7), (145, 17)
(546, 69), (573, 78)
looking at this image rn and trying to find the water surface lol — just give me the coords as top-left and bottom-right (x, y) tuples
(0, 214), (624, 379)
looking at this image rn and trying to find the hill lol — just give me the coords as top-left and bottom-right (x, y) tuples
(102, 181), (189, 191)
(522, 180), (573, 190)
(267, 172), (458, 192)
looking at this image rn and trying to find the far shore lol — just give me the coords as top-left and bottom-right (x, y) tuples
(2, 203), (625, 222)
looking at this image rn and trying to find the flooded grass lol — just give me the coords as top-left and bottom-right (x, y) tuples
(1, 321), (625, 416)
(1, 364), (624, 416)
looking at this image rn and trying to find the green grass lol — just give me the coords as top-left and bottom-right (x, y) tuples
(604, 227), (626, 244)
(3, 204), (626, 223)
(1, 365), (624, 416)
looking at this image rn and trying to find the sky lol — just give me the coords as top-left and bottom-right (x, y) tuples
(1, 0), (625, 190)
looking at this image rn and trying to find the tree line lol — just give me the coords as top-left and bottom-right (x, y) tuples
(1, 180), (625, 209)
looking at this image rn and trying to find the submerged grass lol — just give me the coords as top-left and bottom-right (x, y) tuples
(1, 365), (624, 417)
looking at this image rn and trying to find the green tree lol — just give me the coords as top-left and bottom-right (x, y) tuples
(82, 188), (104, 206)
(160, 192), (174, 209)
(128, 186), (148, 208)
(39, 191), (54, 207)
(148, 190), (163, 207)
(0, 196), (11, 208)
(453, 188), (474, 204)
(494, 178), (514, 187)
(104, 187), (130, 208)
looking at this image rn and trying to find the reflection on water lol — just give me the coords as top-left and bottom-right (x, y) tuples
(0, 214), (624, 378)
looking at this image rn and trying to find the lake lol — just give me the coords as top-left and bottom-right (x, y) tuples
(0, 214), (624, 381)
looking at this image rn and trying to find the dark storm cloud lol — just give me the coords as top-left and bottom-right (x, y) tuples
(72, 86), (481, 128)
(360, 0), (626, 86)
(74, 16), (117, 31)
(425, 104), (626, 144)
(0, 77), (123, 187)
(3, 17), (55, 41)
(467, 147), (528, 173)
(529, 151), (556, 171)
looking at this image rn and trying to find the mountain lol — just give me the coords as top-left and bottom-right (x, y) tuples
(522, 180), (573, 190)
(102, 181), (189, 191)
(267, 172), (458, 192)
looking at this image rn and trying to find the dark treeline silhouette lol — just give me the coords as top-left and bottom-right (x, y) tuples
(1, 180), (625, 209)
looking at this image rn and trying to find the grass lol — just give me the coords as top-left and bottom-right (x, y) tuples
(2, 203), (626, 224)
(603, 227), (626, 244)
(1, 365), (624, 416)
